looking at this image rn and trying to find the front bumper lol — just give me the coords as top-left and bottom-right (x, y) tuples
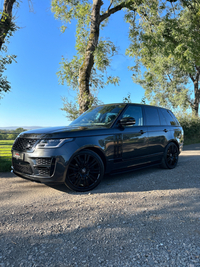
(11, 145), (74, 184)
(11, 158), (65, 184)
(11, 156), (66, 184)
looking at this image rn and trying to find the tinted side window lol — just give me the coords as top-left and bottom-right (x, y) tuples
(168, 110), (180, 126)
(122, 106), (143, 126)
(144, 107), (160, 126)
(160, 109), (176, 126)
(158, 108), (167, 125)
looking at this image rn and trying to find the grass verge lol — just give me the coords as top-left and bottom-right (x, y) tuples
(0, 140), (14, 172)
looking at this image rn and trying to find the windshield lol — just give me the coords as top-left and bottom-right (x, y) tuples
(70, 104), (126, 127)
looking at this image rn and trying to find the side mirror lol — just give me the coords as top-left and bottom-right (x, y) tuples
(119, 117), (136, 126)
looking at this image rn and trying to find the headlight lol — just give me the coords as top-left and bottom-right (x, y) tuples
(36, 138), (73, 148)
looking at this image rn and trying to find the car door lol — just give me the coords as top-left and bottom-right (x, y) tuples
(158, 108), (183, 149)
(118, 105), (149, 168)
(144, 106), (170, 162)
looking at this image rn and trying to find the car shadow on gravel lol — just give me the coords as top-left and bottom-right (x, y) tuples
(47, 158), (200, 195)
(43, 144), (200, 194)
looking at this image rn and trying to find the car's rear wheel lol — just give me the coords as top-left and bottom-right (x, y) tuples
(161, 142), (179, 169)
(65, 150), (104, 192)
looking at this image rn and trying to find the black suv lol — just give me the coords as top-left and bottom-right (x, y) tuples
(11, 103), (184, 191)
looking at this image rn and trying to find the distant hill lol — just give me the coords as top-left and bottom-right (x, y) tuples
(0, 126), (43, 131)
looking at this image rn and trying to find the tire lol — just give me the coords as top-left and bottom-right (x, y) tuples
(65, 150), (104, 192)
(161, 142), (179, 169)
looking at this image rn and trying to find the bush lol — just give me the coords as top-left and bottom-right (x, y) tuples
(177, 115), (200, 145)
(0, 128), (26, 140)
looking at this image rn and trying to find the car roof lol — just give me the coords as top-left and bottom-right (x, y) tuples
(94, 103), (167, 109)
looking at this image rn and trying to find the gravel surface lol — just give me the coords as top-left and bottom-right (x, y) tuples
(0, 144), (200, 267)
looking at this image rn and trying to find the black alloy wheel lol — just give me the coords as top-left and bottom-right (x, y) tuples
(161, 142), (179, 169)
(65, 150), (104, 192)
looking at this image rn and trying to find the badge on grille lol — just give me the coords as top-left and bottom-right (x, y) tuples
(15, 152), (20, 159)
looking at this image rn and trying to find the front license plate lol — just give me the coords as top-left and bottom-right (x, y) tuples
(13, 151), (24, 161)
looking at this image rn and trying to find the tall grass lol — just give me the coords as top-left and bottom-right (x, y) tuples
(0, 140), (14, 172)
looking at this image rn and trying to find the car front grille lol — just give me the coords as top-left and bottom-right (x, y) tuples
(13, 138), (38, 151)
(13, 158), (33, 175)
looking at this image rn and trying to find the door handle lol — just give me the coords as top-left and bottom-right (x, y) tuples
(140, 130), (146, 134)
(163, 129), (168, 132)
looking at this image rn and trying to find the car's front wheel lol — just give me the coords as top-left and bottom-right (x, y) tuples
(161, 142), (179, 169)
(65, 150), (104, 192)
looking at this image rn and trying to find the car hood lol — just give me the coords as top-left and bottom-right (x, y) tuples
(18, 125), (112, 139)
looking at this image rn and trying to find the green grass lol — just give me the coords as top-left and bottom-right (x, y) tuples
(0, 140), (14, 172)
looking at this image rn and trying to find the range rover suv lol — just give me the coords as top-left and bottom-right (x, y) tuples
(11, 103), (184, 191)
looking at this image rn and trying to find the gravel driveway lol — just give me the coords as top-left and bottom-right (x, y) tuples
(0, 144), (200, 267)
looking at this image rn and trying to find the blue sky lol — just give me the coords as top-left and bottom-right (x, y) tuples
(0, 0), (144, 127)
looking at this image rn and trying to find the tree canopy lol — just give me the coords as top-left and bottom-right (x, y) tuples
(126, 0), (200, 115)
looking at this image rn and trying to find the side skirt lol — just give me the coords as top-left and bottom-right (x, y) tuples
(109, 160), (161, 176)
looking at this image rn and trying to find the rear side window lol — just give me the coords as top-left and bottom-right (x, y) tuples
(158, 109), (167, 125)
(144, 107), (160, 126)
(168, 110), (180, 126)
(159, 109), (177, 126)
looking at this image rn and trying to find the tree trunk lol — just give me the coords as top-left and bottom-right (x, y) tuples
(0, 0), (16, 51)
(193, 80), (199, 116)
(77, 0), (132, 114)
(78, 0), (103, 114)
(191, 67), (200, 117)
(77, 0), (141, 114)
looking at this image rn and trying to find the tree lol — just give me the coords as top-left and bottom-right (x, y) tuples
(123, 92), (132, 103)
(126, 0), (200, 116)
(14, 127), (27, 133)
(0, 132), (6, 139)
(61, 95), (103, 120)
(52, 0), (145, 117)
(0, 0), (17, 98)
(7, 133), (17, 139)
(0, 0), (17, 50)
